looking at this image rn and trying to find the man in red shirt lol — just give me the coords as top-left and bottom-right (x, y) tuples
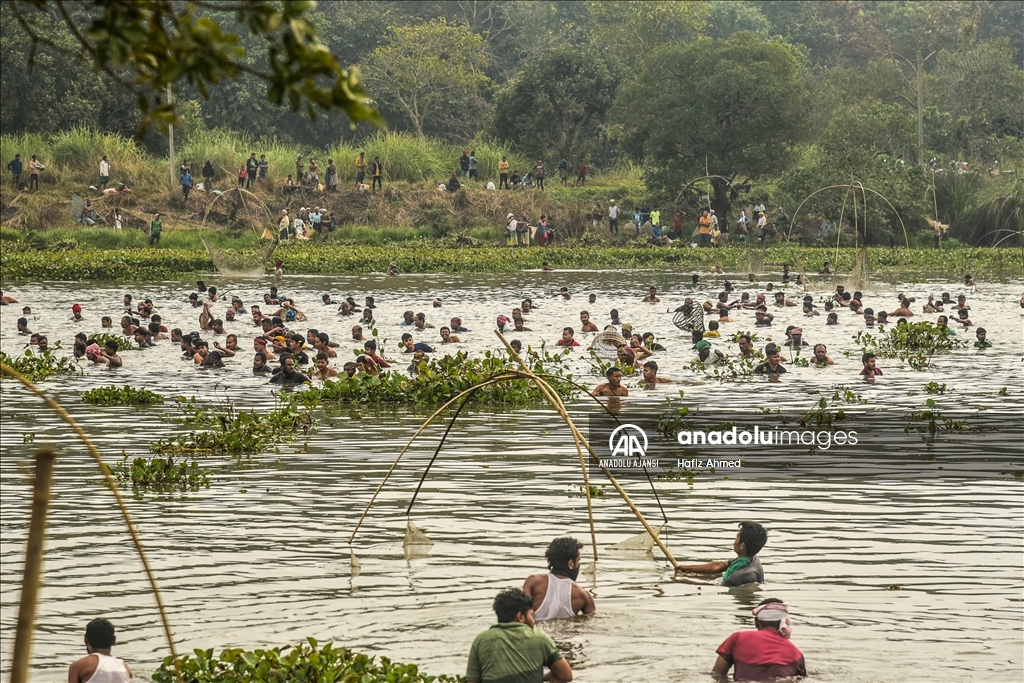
(713, 599), (806, 681)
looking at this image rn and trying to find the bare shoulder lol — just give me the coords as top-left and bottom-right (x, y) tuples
(68, 653), (97, 683)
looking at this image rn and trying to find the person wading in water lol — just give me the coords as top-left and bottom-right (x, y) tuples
(523, 537), (596, 621)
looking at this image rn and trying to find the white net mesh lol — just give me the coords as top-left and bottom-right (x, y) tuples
(202, 238), (275, 278)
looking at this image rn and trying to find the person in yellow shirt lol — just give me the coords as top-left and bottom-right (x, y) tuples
(355, 152), (367, 187)
(698, 210), (712, 246)
(498, 156), (510, 189)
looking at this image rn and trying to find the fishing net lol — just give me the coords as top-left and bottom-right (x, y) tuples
(590, 330), (627, 359)
(848, 246), (871, 290)
(202, 238), (275, 277)
(403, 520), (433, 560)
(609, 525), (665, 553)
(672, 304), (705, 333)
(746, 249), (764, 275)
(349, 548), (361, 578)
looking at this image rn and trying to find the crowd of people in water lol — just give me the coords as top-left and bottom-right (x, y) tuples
(4, 265), (1009, 682)
(1, 265), (996, 396)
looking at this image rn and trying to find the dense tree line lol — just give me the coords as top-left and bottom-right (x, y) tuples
(2, 1), (1021, 242)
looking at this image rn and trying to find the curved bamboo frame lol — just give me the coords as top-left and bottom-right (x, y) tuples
(1, 362), (181, 682)
(786, 183), (909, 251)
(348, 334), (680, 569)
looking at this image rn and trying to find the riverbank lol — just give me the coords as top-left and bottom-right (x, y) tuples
(1, 243), (1021, 282)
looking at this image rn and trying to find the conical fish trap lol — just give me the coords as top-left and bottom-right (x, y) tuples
(590, 330), (627, 359)
(672, 304), (705, 333)
(403, 520), (434, 547)
(849, 246), (871, 289)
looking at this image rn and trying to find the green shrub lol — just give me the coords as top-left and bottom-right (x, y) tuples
(0, 349), (80, 381)
(152, 639), (462, 683)
(83, 386), (164, 405)
(112, 454), (211, 491)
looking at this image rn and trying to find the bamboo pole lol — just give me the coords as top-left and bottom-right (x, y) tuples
(348, 374), (520, 544)
(9, 448), (56, 683)
(0, 362), (181, 682)
(494, 331), (679, 568)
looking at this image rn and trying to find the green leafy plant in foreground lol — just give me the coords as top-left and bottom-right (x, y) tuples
(152, 638), (462, 683)
(0, 349), (80, 381)
(853, 321), (968, 370)
(152, 396), (315, 455)
(308, 350), (578, 405)
(82, 385), (164, 405)
(112, 454), (211, 491)
(88, 333), (139, 351)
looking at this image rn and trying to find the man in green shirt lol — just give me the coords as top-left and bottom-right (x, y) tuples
(149, 213), (163, 246)
(466, 588), (573, 683)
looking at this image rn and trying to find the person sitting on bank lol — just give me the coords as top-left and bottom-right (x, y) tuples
(674, 521), (768, 586)
(68, 617), (133, 683)
(712, 598), (806, 682)
(466, 588), (573, 683)
(523, 536), (596, 621)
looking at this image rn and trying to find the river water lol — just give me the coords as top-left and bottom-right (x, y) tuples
(1, 271), (1022, 682)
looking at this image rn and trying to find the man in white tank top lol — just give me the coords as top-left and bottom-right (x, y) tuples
(523, 537), (597, 621)
(68, 617), (133, 683)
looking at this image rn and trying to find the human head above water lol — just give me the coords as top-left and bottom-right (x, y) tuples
(736, 521), (767, 557)
(546, 536), (583, 573)
(492, 588), (534, 624)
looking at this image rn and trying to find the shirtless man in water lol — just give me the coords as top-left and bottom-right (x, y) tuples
(523, 537), (596, 621)
(591, 367), (628, 396)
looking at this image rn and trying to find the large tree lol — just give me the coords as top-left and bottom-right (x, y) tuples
(485, 44), (619, 163)
(363, 18), (490, 140)
(610, 33), (808, 213)
(588, 0), (707, 68)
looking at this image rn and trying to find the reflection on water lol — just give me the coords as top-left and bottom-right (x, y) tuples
(1, 272), (1022, 682)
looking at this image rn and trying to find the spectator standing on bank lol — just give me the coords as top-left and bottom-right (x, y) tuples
(7, 153), (23, 188)
(608, 199), (620, 234)
(371, 156), (383, 191)
(460, 149), (470, 177)
(558, 157), (569, 185)
(202, 160), (215, 191)
(498, 156), (510, 189)
(468, 151), (478, 180)
(246, 153), (258, 188)
(28, 154), (43, 191)
(326, 159), (338, 191)
(99, 155), (111, 190)
(180, 167), (193, 199)
(532, 158), (546, 190)
(258, 154), (269, 181)
(149, 213), (163, 246)
(355, 152), (367, 187)
(575, 160), (587, 186)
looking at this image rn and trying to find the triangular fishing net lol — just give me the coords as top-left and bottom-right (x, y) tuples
(672, 304), (705, 333)
(202, 238), (275, 277)
(590, 330), (627, 359)
(403, 520), (433, 547)
(849, 246), (871, 290)
(71, 194), (85, 221)
(746, 249), (764, 275)
(609, 525), (665, 552)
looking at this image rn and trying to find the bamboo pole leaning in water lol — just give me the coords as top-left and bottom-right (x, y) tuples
(9, 448), (56, 683)
(0, 362), (182, 683)
(493, 330), (679, 569)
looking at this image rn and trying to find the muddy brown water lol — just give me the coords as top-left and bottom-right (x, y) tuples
(1, 271), (1022, 682)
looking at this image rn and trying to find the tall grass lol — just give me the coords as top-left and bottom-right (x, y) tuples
(966, 179), (1024, 246)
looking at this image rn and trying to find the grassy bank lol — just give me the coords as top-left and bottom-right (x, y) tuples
(2, 243), (1019, 282)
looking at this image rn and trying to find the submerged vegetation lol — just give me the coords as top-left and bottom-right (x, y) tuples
(1, 243), (1020, 281)
(853, 322), (969, 370)
(152, 639), (461, 683)
(0, 349), (80, 381)
(309, 350), (579, 405)
(82, 385), (164, 405)
(113, 453), (211, 491)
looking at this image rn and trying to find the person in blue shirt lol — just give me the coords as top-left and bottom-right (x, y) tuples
(180, 169), (193, 199)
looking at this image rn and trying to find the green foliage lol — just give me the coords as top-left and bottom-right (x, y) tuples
(612, 34), (809, 202)
(308, 350), (578, 405)
(112, 454), (211, 491)
(922, 382), (949, 395)
(6, 0), (382, 135)
(82, 385), (164, 405)
(486, 44), (619, 163)
(88, 334), (138, 351)
(151, 396), (315, 455)
(853, 321), (968, 370)
(588, 0), (708, 68)
(799, 385), (866, 429)
(364, 18), (490, 140)
(152, 638), (461, 683)
(0, 349), (80, 381)
(904, 398), (969, 439)
(2, 244), (1020, 281)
